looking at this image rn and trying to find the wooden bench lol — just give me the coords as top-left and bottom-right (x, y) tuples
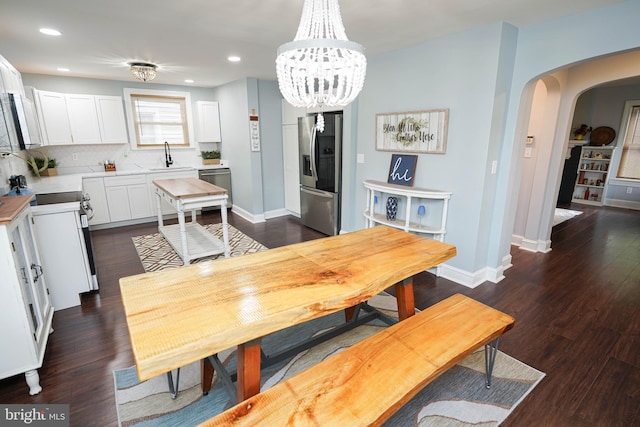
(198, 293), (515, 426)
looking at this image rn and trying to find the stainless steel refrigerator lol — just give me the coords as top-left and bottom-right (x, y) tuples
(298, 112), (342, 236)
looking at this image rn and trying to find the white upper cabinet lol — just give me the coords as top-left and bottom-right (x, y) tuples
(34, 89), (128, 145)
(66, 94), (102, 144)
(196, 101), (221, 142)
(36, 90), (73, 145)
(95, 95), (128, 143)
(0, 55), (25, 95)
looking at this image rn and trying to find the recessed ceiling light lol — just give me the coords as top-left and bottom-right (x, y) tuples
(40, 28), (61, 36)
(184, 79), (194, 83)
(57, 67), (70, 72)
(228, 56), (241, 62)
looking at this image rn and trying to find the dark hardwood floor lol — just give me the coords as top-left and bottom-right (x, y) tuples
(1, 204), (638, 426)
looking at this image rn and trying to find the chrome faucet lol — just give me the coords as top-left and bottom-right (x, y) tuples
(164, 141), (173, 167)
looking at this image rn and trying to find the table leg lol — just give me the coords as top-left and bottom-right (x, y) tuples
(237, 339), (261, 401)
(395, 277), (415, 320)
(221, 197), (230, 257)
(344, 305), (357, 322)
(201, 358), (214, 395)
(177, 209), (189, 265)
(155, 191), (164, 228)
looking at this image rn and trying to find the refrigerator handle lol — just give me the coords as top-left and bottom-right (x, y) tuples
(310, 123), (318, 182)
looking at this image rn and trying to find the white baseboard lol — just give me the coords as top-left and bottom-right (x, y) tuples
(512, 234), (551, 253)
(231, 206), (265, 223)
(604, 198), (640, 210)
(264, 208), (290, 220)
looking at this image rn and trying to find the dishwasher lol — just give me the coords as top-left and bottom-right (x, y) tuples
(198, 168), (232, 211)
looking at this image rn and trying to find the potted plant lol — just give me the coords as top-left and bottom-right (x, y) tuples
(572, 124), (592, 140)
(0, 150), (50, 177)
(201, 150), (221, 165)
(34, 156), (58, 176)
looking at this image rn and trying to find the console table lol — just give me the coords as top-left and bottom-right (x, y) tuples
(363, 180), (451, 242)
(153, 177), (230, 265)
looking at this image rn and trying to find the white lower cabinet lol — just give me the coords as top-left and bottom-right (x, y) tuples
(83, 177), (111, 225)
(82, 169), (198, 228)
(0, 197), (53, 395)
(104, 175), (152, 222)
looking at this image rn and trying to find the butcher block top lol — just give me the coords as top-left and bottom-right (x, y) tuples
(152, 177), (226, 199)
(0, 195), (33, 224)
(120, 226), (457, 381)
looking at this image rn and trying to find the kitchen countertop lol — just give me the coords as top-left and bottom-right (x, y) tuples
(0, 195), (33, 224)
(25, 161), (230, 195)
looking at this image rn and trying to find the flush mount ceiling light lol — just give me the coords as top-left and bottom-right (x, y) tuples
(276, 0), (366, 111)
(39, 28), (61, 36)
(128, 62), (157, 82)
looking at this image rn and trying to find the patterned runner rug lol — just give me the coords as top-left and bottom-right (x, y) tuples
(114, 293), (545, 426)
(132, 223), (267, 271)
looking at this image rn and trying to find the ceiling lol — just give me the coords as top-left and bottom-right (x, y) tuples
(0, 0), (627, 88)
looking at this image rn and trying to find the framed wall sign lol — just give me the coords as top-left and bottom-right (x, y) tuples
(387, 154), (418, 186)
(376, 109), (448, 154)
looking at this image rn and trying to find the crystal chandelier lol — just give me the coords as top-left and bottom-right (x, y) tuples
(276, 0), (366, 111)
(129, 62), (157, 82)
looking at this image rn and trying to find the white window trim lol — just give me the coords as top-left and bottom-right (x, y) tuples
(608, 99), (640, 185)
(123, 88), (195, 150)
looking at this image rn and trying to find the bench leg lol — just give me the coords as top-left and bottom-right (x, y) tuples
(166, 368), (181, 399)
(484, 338), (501, 389)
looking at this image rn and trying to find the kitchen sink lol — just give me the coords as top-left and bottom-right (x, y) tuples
(35, 191), (83, 205)
(147, 166), (194, 171)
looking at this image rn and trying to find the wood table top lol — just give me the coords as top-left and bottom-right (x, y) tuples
(120, 226), (457, 381)
(0, 195), (33, 224)
(152, 177), (226, 199)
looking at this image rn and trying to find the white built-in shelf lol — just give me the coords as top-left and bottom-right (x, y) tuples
(572, 146), (614, 206)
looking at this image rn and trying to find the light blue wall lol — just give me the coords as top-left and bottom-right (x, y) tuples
(350, 22), (513, 272)
(257, 80), (285, 213)
(211, 77), (284, 218)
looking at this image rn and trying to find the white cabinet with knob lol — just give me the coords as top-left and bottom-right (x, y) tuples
(0, 196), (54, 395)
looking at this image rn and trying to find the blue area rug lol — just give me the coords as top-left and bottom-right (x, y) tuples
(114, 294), (544, 426)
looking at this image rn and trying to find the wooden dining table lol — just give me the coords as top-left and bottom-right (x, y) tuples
(120, 226), (456, 403)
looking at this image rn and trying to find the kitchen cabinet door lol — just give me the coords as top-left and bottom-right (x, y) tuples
(82, 177), (111, 225)
(0, 55), (25, 95)
(196, 101), (221, 142)
(105, 186), (131, 222)
(36, 90), (72, 145)
(128, 183), (152, 219)
(104, 175), (152, 222)
(96, 95), (128, 144)
(66, 94), (102, 144)
(0, 199), (53, 395)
